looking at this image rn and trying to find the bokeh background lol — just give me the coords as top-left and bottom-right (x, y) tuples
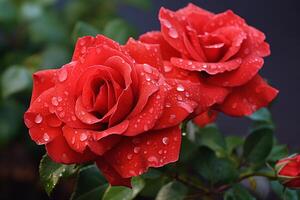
(0, 0), (299, 199)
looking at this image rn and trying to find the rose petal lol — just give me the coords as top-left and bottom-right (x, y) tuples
(218, 75), (279, 116)
(171, 57), (242, 75)
(139, 31), (181, 60)
(46, 134), (97, 164)
(96, 159), (131, 187)
(31, 69), (56, 103)
(193, 110), (218, 128)
(124, 38), (163, 70)
(206, 55), (264, 87)
(102, 126), (181, 178)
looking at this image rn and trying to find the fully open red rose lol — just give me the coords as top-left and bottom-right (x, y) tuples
(276, 154), (300, 189)
(23, 35), (191, 187)
(140, 3), (278, 120)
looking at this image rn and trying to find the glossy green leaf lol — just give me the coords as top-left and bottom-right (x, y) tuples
(267, 144), (289, 163)
(196, 124), (226, 156)
(226, 136), (244, 155)
(224, 184), (256, 200)
(1, 65), (32, 98)
(102, 176), (145, 200)
(71, 165), (108, 200)
(243, 128), (274, 164)
(155, 181), (188, 200)
(194, 147), (238, 184)
(39, 154), (77, 196)
(103, 19), (135, 44)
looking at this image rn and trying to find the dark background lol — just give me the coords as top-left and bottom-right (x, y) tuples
(119, 0), (300, 148)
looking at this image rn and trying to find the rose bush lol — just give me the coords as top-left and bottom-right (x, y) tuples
(140, 3), (278, 123)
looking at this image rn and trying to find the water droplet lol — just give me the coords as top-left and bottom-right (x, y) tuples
(169, 28), (178, 38)
(58, 69), (68, 82)
(34, 114), (43, 124)
(71, 116), (77, 121)
(145, 74), (151, 81)
(162, 137), (169, 145)
(127, 154), (133, 160)
(43, 133), (49, 142)
(71, 137), (75, 144)
(202, 64), (207, 68)
(163, 65), (172, 72)
(177, 95), (183, 101)
(161, 19), (172, 28)
(176, 84), (185, 92)
(143, 151), (148, 154)
(149, 107), (154, 113)
(147, 156), (158, 163)
(134, 147), (141, 154)
(57, 96), (63, 102)
(178, 102), (194, 113)
(158, 150), (163, 155)
(79, 39), (86, 46)
(143, 64), (153, 73)
(51, 97), (59, 106)
(156, 95), (161, 100)
(80, 133), (88, 141)
(169, 114), (176, 122)
(185, 92), (190, 97)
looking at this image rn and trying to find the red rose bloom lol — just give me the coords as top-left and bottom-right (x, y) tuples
(23, 35), (196, 187)
(276, 154), (300, 189)
(140, 3), (278, 119)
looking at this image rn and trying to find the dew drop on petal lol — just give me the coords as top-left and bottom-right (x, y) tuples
(158, 150), (163, 155)
(58, 69), (68, 82)
(147, 156), (158, 163)
(176, 84), (185, 92)
(34, 114), (43, 124)
(51, 97), (59, 106)
(163, 65), (172, 73)
(80, 133), (88, 141)
(178, 102), (194, 113)
(161, 19), (172, 28)
(143, 64), (153, 74)
(162, 137), (169, 145)
(168, 28), (179, 39)
(134, 147), (141, 154)
(43, 133), (49, 142)
(127, 154), (133, 160)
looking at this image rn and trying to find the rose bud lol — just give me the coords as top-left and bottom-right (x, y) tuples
(275, 154), (300, 189)
(140, 3), (278, 119)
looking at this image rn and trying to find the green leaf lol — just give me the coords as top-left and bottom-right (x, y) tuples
(72, 21), (100, 42)
(226, 136), (244, 155)
(71, 165), (108, 200)
(155, 181), (188, 200)
(271, 181), (298, 200)
(124, 0), (152, 10)
(179, 136), (198, 163)
(0, 0), (17, 22)
(196, 124), (226, 156)
(103, 19), (135, 44)
(248, 108), (272, 122)
(39, 154), (77, 196)
(102, 176), (145, 200)
(1, 65), (32, 98)
(194, 147), (238, 185)
(224, 184), (256, 200)
(267, 144), (289, 163)
(243, 128), (274, 164)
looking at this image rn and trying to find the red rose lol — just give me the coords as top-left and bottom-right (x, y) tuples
(23, 35), (193, 187)
(140, 3), (278, 118)
(276, 154), (300, 189)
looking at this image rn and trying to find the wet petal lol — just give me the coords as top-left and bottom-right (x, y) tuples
(193, 110), (218, 128)
(102, 126), (181, 178)
(206, 55), (264, 87)
(218, 75), (278, 116)
(171, 57), (242, 75)
(46, 134), (97, 164)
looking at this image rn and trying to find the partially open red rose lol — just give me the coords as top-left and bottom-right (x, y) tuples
(140, 3), (278, 119)
(276, 154), (300, 189)
(23, 35), (192, 187)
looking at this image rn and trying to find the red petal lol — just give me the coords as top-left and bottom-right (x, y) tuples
(176, 3), (214, 18)
(46, 134), (97, 164)
(206, 55), (264, 87)
(139, 31), (181, 60)
(193, 110), (218, 128)
(218, 75), (278, 116)
(171, 57), (242, 75)
(31, 69), (56, 103)
(124, 38), (163, 70)
(159, 8), (188, 55)
(102, 126), (181, 178)
(96, 159), (131, 187)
